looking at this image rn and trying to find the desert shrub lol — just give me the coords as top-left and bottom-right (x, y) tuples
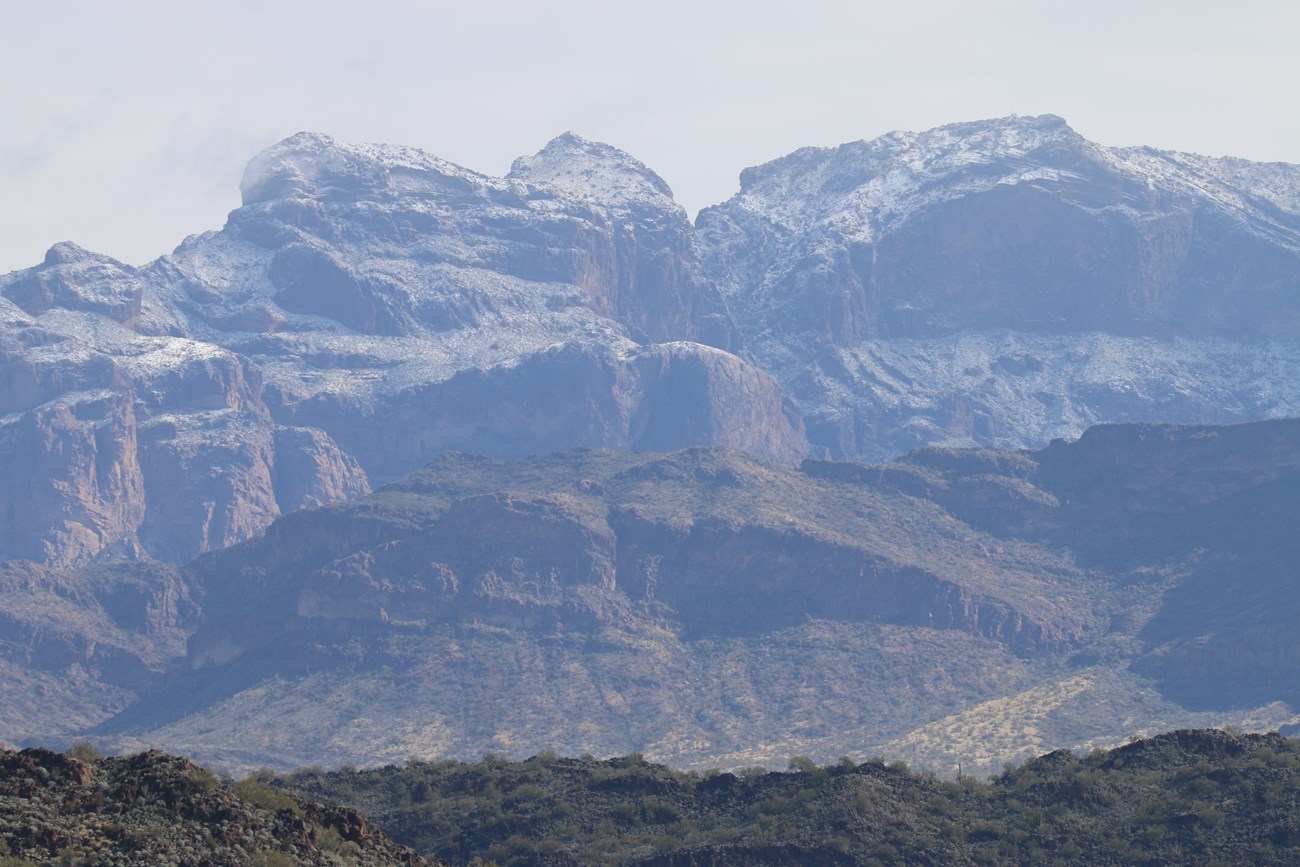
(234, 779), (302, 816)
(256, 852), (297, 867)
(65, 740), (101, 763)
(191, 766), (220, 792)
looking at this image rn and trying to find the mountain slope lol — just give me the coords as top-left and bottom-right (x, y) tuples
(74, 418), (1300, 776)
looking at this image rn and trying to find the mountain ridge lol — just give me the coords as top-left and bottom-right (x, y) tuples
(0, 417), (1267, 777)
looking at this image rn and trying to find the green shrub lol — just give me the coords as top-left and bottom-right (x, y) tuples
(66, 740), (102, 763)
(234, 779), (302, 816)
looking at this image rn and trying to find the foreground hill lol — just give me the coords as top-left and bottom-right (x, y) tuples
(277, 729), (1300, 866)
(5, 730), (1297, 866)
(66, 417), (1299, 775)
(0, 746), (432, 866)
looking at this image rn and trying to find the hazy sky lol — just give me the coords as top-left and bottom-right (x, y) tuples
(3, 0), (1297, 274)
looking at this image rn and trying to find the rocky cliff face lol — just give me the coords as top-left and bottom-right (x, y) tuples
(0, 558), (199, 746)
(0, 133), (804, 566)
(905, 417), (1300, 713)
(697, 114), (1300, 459)
(64, 419), (1296, 775)
(182, 447), (1093, 668)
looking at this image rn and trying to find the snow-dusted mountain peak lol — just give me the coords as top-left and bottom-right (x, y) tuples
(41, 241), (123, 268)
(726, 114), (1100, 237)
(714, 113), (1300, 253)
(508, 132), (675, 208)
(239, 131), (490, 206)
(239, 130), (679, 217)
(738, 114), (1082, 189)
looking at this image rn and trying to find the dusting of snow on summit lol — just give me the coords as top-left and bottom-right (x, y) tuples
(726, 114), (1086, 240)
(509, 132), (676, 209)
(240, 131), (493, 206)
(721, 114), (1300, 246)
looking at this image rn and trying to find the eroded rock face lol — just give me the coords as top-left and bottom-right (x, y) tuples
(0, 558), (198, 745)
(701, 115), (1300, 343)
(203, 447), (1093, 654)
(2, 243), (144, 324)
(0, 287), (371, 566)
(230, 130), (737, 349)
(0, 419), (1283, 775)
(903, 418), (1300, 712)
(0, 391), (146, 568)
(70, 422), (1295, 773)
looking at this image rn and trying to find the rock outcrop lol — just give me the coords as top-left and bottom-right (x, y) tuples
(0, 747), (433, 865)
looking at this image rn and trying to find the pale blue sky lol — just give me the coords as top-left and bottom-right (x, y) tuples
(3, 0), (1297, 273)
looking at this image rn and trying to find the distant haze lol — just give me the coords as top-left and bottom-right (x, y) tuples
(3, 0), (1298, 274)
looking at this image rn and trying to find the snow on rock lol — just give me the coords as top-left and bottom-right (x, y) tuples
(795, 331), (1300, 461)
(508, 131), (677, 211)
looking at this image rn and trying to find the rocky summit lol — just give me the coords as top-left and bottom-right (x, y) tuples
(3, 116), (1299, 568)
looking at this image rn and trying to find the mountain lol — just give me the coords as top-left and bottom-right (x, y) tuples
(4, 119), (1300, 778)
(4, 118), (1299, 566)
(697, 113), (1300, 459)
(46, 418), (1290, 777)
(278, 729), (1300, 866)
(0, 745), (433, 865)
(0, 133), (804, 568)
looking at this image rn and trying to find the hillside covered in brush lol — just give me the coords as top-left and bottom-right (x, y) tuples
(0, 745), (433, 866)
(277, 728), (1300, 866)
